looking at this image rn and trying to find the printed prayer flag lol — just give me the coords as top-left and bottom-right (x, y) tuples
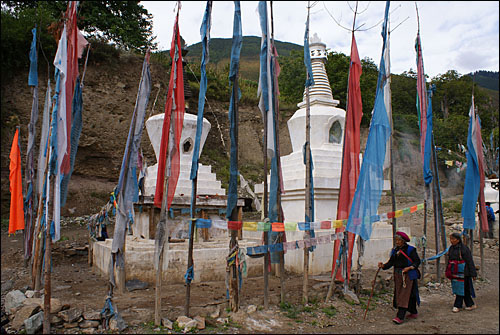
(9, 128), (25, 234)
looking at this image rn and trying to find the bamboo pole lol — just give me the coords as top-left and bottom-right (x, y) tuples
(478, 204), (485, 279)
(185, 177), (197, 317)
(154, 114), (173, 326)
(421, 199), (427, 279)
(229, 64), (240, 312)
(262, 75), (270, 311)
(43, 169), (53, 334)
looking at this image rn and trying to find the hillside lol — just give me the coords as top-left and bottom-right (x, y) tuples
(0, 47), (467, 219)
(467, 70), (499, 91)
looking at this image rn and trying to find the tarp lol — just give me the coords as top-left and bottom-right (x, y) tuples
(226, 1), (242, 220)
(345, 1), (391, 241)
(333, 32), (363, 282)
(9, 128), (25, 234)
(154, 11), (185, 210)
(462, 96), (488, 231)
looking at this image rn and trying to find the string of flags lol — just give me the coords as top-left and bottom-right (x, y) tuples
(194, 202), (425, 232)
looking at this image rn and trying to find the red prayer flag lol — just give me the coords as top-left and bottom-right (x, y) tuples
(332, 33), (363, 282)
(154, 13), (185, 209)
(9, 128), (25, 234)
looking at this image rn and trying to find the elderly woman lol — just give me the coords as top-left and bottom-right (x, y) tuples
(448, 232), (477, 312)
(378, 231), (421, 324)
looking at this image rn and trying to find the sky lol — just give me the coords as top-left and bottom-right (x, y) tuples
(141, 1), (499, 79)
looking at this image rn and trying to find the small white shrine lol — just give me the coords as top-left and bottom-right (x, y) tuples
(255, 34), (406, 274)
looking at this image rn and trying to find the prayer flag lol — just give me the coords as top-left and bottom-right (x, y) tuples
(462, 96), (488, 231)
(333, 31), (363, 281)
(154, 11), (185, 210)
(346, 1), (391, 241)
(9, 128), (25, 234)
(226, 1), (242, 219)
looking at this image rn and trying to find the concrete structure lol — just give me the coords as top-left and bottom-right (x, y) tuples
(255, 33), (401, 274)
(92, 112), (252, 284)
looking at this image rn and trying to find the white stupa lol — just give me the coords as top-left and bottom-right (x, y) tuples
(255, 34), (405, 274)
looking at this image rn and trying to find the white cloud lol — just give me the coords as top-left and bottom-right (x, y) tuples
(141, 1), (499, 78)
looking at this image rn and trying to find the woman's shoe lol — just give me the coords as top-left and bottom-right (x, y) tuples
(392, 317), (403, 324)
(452, 307), (460, 313)
(465, 305), (477, 311)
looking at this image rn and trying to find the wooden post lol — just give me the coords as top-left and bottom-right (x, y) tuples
(326, 239), (343, 302)
(237, 207), (243, 240)
(262, 76), (270, 310)
(154, 114), (173, 326)
(43, 174), (53, 334)
(478, 204), (485, 279)
(303, 75), (312, 305)
(422, 199), (427, 280)
(185, 177), (197, 317)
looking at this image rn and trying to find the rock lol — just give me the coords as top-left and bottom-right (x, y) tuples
(161, 318), (173, 330)
(50, 315), (63, 326)
(176, 316), (193, 329)
(5, 290), (27, 312)
(1, 280), (14, 293)
(247, 305), (257, 314)
(54, 285), (72, 292)
(22, 298), (41, 307)
(19, 286), (31, 293)
(11, 304), (41, 330)
(22, 297), (62, 313)
(343, 289), (360, 305)
(209, 305), (220, 319)
(194, 316), (205, 330)
(79, 320), (100, 328)
(184, 319), (198, 331)
(58, 307), (82, 323)
(83, 310), (101, 321)
(109, 314), (127, 332)
(82, 328), (97, 334)
(24, 311), (43, 334)
(64, 322), (79, 329)
(216, 317), (228, 324)
(125, 279), (148, 292)
(24, 290), (35, 298)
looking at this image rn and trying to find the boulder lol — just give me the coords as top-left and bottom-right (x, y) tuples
(1, 280), (14, 293)
(161, 317), (173, 330)
(247, 305), (257, 314)
(176, 316), (193, 329)
(5, 290), (27, 312)
(11, 304), (41, 330)
(58, 307), (82, 323)
(342, 289), (360, 305)
(82, 328), (97, 334)
(50, 315), (63, 326)
(194, 316), (205, 330)
(24, 311), (44, 334)
(63, 322), (79, 329)
(79, 320), (100, 328)
(125, 279), (148, 292)
(24, 290), (36, 298)
(83, 310), (101, 321)
(184, 319), (198, 331)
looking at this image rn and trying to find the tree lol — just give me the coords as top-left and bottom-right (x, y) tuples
(2, 1), (156, 51)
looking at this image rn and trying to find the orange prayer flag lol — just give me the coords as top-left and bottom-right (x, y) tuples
(9, 128), (25, 234)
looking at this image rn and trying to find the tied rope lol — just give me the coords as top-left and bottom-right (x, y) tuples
(184, 265), (194, 284)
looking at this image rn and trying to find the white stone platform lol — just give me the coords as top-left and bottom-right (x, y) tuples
(92, 235), (263, 284)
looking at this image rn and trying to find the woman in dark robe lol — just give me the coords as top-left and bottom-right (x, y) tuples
(378, 231), (421, 324)
(448, 232), (477, 312)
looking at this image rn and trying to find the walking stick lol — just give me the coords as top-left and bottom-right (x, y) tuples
(363, 267), (381, 320)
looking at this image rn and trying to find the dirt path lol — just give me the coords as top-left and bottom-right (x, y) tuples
(2, 202), (498, 334)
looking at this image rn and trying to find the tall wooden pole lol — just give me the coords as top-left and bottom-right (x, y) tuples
(262, 52), (270, 310)
(269, 0), (285, 304)
(185, 177), (197, 317)
(422, 199), (427, 279)
(229, 65), (240, 312)
(430, 137), (441, 281)
(43, 156), (54, 334)
(154, 113), (173, 326)
(478, 204), (485, 279)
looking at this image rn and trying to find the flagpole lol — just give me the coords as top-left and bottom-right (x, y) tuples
(269, 0), (286, 304)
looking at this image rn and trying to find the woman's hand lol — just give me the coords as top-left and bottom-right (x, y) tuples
(378, 262), (384, 268)
(402, 266), (413, 273)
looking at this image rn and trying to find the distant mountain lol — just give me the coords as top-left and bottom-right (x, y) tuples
(184, 36), (303, 81)
(467, 70), (499, 91)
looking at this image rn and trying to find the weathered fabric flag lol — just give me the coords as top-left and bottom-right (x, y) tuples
(226, 0), (242, 220)
(415, 31), (432, 185)
(25, 27), (39, 258)
(9, 128), (25, 235)
(51, 25), (68, 242)
(154, 10), (185, 210)
(190, 1), (212, 182)
(333, 32), (363, 281)
(346, 1), (391, 241)
(111, 50), (152, 285)
(37, 80), (51, 198)
(462, 96), (488, 231)
(257, 1), (275, 159)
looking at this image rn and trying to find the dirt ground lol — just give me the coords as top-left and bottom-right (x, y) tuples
(1, 196), (499, 334)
